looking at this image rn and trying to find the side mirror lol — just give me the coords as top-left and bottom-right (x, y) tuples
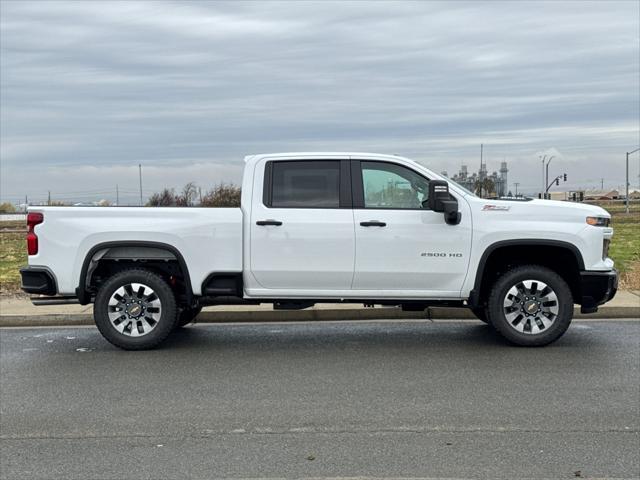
(427, 180), (461, 225)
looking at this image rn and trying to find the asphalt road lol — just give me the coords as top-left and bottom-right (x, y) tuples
(1, 319), (639, 479)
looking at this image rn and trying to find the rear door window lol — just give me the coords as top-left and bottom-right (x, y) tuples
(267, 161), (342, 208)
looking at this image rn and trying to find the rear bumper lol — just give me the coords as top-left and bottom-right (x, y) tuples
(579, 269), (618, 314)
(20, 267), (57, 296)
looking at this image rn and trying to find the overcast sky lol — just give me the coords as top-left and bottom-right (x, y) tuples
(1, 0), (639, 204)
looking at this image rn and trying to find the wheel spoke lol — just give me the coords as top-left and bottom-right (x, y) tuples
(145, 292), (158, 303)
(122, 321), (133, 335)
(108, 308), (123, 322)
(144, 316), (157, 328)
(532, 316), (546, 333)
(123, 284), (134, 297)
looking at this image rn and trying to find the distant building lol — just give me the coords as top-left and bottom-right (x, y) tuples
(548, 191), (570, 201)
(443, 161), (508, 197)
(584, 189), (620, 200)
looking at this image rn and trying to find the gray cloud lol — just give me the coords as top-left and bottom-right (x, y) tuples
(1, 0), (639, 204)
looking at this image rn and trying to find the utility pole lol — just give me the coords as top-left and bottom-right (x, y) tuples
(626, 147), (640, 213)
(199, 187), (203, 205)
(116, 184), (119, 206)
(514, 182), (520, 197)
(24, 195), (28, 212)
(479, 144), (483, 198)
(47, 191), (51, 206)
(601, 178), (604, 190)
(138, 164), (143, 206)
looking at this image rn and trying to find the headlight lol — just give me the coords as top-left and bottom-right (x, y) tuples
(586, 216), (610, 227)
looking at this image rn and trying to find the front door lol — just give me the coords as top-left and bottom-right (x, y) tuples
(249, 159), (355, 293)
(351, 160), (472, 297)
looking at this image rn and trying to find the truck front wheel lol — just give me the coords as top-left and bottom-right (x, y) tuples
(487, 265), (573, 346)
(94, 269), (178, 350)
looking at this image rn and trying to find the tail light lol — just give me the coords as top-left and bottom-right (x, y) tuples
(26, 212), (43, 255)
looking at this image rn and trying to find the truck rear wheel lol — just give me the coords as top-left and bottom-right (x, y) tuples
(94, 269), (177, 350)
(487, 265), (573, 346)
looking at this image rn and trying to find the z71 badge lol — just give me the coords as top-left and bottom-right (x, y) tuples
(482, 204), (511, 211)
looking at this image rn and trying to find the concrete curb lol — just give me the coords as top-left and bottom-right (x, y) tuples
(1, 305), (638, 327)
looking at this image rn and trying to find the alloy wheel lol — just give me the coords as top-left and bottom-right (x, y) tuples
(502, 279), (559, 335)
(107, 282), (162, 337)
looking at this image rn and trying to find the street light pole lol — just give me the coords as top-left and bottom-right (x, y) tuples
(540, 155), (547, 196)
(544, 156), (554, 199)
(626, 147), (640, 213)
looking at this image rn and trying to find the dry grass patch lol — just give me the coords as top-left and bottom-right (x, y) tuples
(0, 233), (25, 294)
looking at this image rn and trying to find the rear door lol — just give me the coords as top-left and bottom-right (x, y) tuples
(249, 159), (355, 292)
(351, 160), (472, 297)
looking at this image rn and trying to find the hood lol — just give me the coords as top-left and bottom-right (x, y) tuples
(470, 197), (610, 218)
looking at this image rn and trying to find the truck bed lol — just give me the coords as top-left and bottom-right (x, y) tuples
(28, 207), (243, 296)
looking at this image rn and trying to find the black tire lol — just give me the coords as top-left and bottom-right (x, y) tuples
(94, 269), (178, 350)
(487, 265), (573, 346)
(176, 306), (202, 328)
(471, 306), (491, 324)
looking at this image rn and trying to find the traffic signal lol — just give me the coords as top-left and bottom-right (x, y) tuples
(563, 173), (567, 181)
(556, 178), (560, 186)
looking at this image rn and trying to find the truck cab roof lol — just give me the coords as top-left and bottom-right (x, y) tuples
(244, 152), (412, 163)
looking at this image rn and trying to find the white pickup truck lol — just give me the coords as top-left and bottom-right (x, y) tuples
(21, 152), (617, 349)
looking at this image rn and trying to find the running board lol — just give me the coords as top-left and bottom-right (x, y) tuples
(31, 296), (80, 306)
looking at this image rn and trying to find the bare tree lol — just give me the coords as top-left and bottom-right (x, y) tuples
(146, 182), (241, 207)
(146, 188), (177, 207)
(201, 183), (241, 207)
(0, 202), (16, 213)
(177, 182), (198, 207)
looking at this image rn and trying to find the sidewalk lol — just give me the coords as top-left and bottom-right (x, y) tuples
(1, 291), (638, 327)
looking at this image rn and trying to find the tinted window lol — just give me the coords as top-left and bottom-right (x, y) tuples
(361, 161), (429, 209)
(271, 161), (340, 208)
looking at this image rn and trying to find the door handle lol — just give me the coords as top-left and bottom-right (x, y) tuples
(256, 219), (283, 226)
(360, 220), (386, 227)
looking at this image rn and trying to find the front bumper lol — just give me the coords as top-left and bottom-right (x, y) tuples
(579, 269), (618, 314)
(20, 266), (57, 296)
